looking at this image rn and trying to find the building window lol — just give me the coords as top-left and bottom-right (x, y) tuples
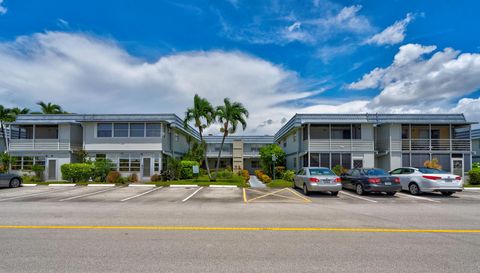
(22, 156), (34, 170)
(175, 133), (180, 142)
(96, 154), (106, 160)
(146, 123), (161, 137)
(310, 153), (319, 167)
(353, 159), (363, 168)
(11, 156), (22, 170)
(331, 153), (341, 167)
(402, 125), (410, 139)
(310, 125), (329, 139)
(303, 126), (308, 140)
(114, 123), (129, 137)
(130, 159), (141, 172)
(34, 156), (46, 167)
(331, 125), (351, 140)
(320, 153), (330, 168)
(293, 134), (296, 142)
(341, 153), (351, 169)
(130, 123), (145, 137)
(9, 156), (44, 171)
(293, 158), (297, 169)
(251, 160), (259, 169)
(13, 125), (34, 139)
(35, 125), (58, 139)
(283, 141), (287, 147)
(352, 124), (361, 139)
(154, 159), (160, 172)
(119, 158), (141, 172)
(97, 123), (112, 138)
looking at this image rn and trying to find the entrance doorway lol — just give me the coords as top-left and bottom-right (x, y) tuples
(48, 159), (57, 180)
(142, 158), (152, 179)
(451, 158), (463, 177)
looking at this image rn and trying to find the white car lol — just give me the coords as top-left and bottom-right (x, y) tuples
(389, 167), (463, 196)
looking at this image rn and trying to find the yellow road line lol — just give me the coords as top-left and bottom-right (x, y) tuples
(246, 188), (306, 202)
(0, 225), (479, 233)
(243, 188), (247, 203)
(286, 188), (312, 203)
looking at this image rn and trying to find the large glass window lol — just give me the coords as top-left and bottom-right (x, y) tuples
(310, 125), (329, 139)
(402, 153), (410, 167)
(35, 125), (58, 139)
(34, 156), (46, 167)
(331, 125), (351, 139)
(97, 123), (112, 138)
(22, 156), (34, 170)
(119, 159), (130, 172)
(310, 153), (319, 167)
(11, 156), (22, 170)
(352, 124), (361, 139)
(14, 125), (34, 139)
(320, 153), (330, 168)
(331, 153), (341, 167)
(146, 123), (161, 137)
(130, 123), (145, 137)
(402, 125), (410, 139)
(114, 123), (129, 137)
(341, 153), (351, 169)
(303, 126), (308, 140)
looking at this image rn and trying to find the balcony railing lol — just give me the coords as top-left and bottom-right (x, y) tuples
(309, 139), (374, 152)
(9, 139), (78, 151)
(401, 139), (470, 151)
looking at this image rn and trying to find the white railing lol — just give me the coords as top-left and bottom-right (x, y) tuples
(401, 139), (471, 151)
(9, 139), (72, 151)
(309, 139), (374, 152)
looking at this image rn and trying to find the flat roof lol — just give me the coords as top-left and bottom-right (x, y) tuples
(204, 135), (274, 144)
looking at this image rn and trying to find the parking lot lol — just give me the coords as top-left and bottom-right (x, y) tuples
(1, 185), (480, 204)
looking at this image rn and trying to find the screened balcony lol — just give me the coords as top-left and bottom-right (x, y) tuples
(398, 124), (471, 152)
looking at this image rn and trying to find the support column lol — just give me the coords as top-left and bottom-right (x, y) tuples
(307, 124), (311, 167)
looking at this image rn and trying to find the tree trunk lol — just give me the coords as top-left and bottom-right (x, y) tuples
(199, 128), (213, 180)
(213, 123), (228, 181)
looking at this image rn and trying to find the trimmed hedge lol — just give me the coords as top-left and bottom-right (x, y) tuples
(468, 168), (480, 185)
(61, 163), (93, 182)
(180, 160), (199, 179)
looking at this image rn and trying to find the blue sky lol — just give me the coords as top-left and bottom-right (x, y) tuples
(0, 0), (479, 133)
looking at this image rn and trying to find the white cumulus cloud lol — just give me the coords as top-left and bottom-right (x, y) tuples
(0, 0), (7, 15)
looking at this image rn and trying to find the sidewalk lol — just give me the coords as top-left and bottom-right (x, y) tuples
(249, 175), (266, 188)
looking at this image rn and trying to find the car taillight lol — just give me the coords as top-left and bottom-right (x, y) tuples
(368, 178), (381, 183)
(422, 175), (441, 180)
(335, 177), (341, 182)
(309, 177), (320, 182)
(393, 177), (400, 183)
(455, 176), (462, 180)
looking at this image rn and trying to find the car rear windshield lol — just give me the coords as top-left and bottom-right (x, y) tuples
(364, 169), (388, 176)
(309, 168), (335, 176)
(417, 168), (448, 174)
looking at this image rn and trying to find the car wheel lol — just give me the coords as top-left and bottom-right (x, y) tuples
(9, 178), (21, 188)
(355, 184), (364, 195)
(331, 191), (339, 196)
(303, 184), (310, 196)
(408, 183), (421, 195)
(386, 192), (396, 196)
(441, 192), (454, 196)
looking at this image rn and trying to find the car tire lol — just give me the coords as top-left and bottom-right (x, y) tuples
(441, 192), (454, 196)
(355, 184), (364, 195)
(386, 192), (396, 196)
(408, 183), (421, 195)
(331, 191), (339, 196)
(303, 184), (310, 196)
(9, 178), (21, 188)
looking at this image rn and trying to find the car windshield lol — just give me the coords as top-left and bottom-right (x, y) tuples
(364, 169), (388, 176)
(417, 168), (448, 174)
(309, 168), (335, 176)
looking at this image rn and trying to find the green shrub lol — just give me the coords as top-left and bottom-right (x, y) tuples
(150, 173), (162, 182)
(128, 173), (139, 183)
(473, 162), (480, 169)
(332, 165), (348, 176)
(180, 160), (199, 179)
(31, 164), (45, 181)
(282, 170), (295, 182)
(217, 169), (233, 179)
(106, 171), (121, 183)
(92, 159), (115, 182)
(22, 175), (39, 183)
(61, 163), (93, 182)
(166, 158), (181, 180)
(468, 168), (480, 185)
(261, 174), (272, 183)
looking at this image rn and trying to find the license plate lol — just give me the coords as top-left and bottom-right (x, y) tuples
(385, 182), (391, 185)
(322, 179), (331, 183)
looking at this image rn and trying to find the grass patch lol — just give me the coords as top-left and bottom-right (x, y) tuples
(24, 181), (128, 186)
(267, 179), (293, 188)
(147, 175), (248, 187)
(464, 183), (480, 188)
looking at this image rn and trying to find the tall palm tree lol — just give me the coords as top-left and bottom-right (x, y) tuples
(0, 105), (14, 150)
(213, 98), (249, 180)
(37, 101), (67, 114)
(184, 94), (216, 179)
(10, 107), (30, 116)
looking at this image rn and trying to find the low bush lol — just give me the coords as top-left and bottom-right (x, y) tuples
(31, 165), (45, 181)
(254, 170), (264, 179)
(217, 169), (233, 179)
(332, 165), (348, 176)
(61, 163), (93, 182)
(473, 162), (480, 169)
(22, 175), (39, 183)
(180, 160), (199, 179)
(260, 174), (272, 183)
(128, 173), (139, 183)
(282, 170), (295, 182)
(106, 171), (122, 183)
(92, 159), (115, 182)
(239, 170), (250, 182)
(150, 173), (161, 182)
(468, 168), (480, 185)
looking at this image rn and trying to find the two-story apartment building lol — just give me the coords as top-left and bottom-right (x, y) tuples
(7, 114), (198, 180)
(275, 114), (475, 176)
(472, 129), (480, 163)
(204, 135), (273, 173)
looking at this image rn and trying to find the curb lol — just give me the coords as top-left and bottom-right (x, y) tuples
(464, 188), (480, 191)
(128, 184), (156, 187)
(49, 184), (76, 187)
(170, 184), (199, 188)
(87, 184), (115, 187)
(209, 185), (238, 188)
(22, 183), (37, 187)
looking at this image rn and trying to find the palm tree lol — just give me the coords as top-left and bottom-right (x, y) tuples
(183, 94), (216, 179)
(37, 101), (67, 114)
(0, 105), (14, 151)
(213, 98), (249, 180)
(10, 107), (30, 116)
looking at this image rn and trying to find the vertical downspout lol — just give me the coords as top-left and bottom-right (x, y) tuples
(307, 123), (311, 167)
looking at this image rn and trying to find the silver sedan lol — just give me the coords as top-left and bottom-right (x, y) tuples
(389, 167), (463, 196)
(0, 173), (23, 188)
(293, 167), (342, 196)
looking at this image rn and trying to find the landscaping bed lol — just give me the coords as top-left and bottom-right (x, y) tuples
(267, 179), (293, 188)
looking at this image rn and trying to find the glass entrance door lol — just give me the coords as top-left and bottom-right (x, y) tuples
(142, 158), (152, 178)
(451, 158), (463, 177)
(48, 159), (57, 180)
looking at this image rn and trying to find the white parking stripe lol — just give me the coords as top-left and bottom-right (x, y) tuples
(120, 187), (163, 202)
(339, 191), (378, 203)
(396, 192), (440, 203)
(0, 188), (70, 201)
(59, 187), (120, 202)
(182, 187), (203, 202)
